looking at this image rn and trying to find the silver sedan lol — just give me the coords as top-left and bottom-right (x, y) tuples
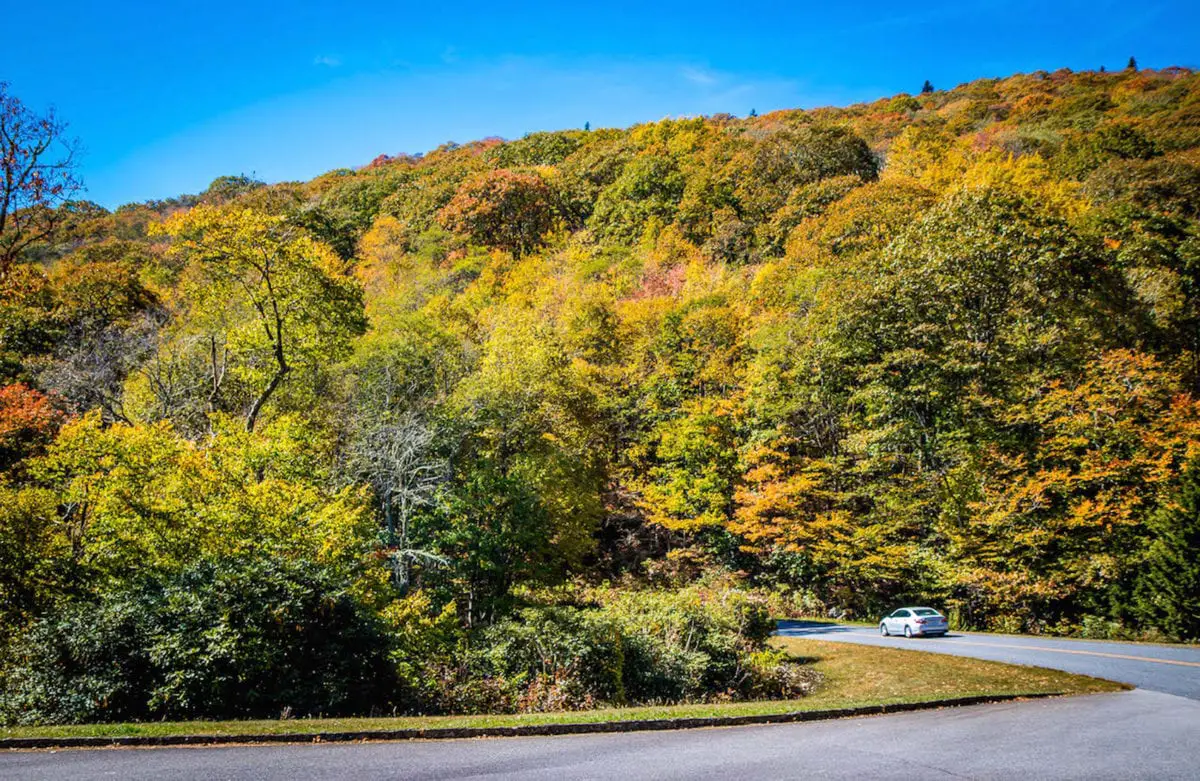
(880, 607), (949, 637)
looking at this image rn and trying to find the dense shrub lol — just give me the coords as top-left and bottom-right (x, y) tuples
(378, 590), (467, 710)
(458, 580), (816, 712)
(1, 571), (819, 724)
(471, 605), (622, 710)
(0, 558), (398, 725)
(0, 584), (159, 724)
(596, 581), (779, 702)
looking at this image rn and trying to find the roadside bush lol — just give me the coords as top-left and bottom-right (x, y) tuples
(755, 586), (828, 620)
(453, 580), (815, 713)
(379, 591), (479, 713)
(742, 648), (821, 699)
(0, 558), (398, 725)
(0, 585), (158, 725)
(471, 605), (623, 711)
(1, 567), (820, 725)
(1046, 615), (1175, 643)
(595, 580), (777, 702)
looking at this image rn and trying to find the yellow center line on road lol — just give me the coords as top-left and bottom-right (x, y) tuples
(919, 638), (1200, 669)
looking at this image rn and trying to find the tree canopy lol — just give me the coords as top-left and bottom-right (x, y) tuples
(4, 67), (1200, 726)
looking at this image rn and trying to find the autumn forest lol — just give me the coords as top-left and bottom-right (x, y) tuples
(2, 63), (1200, 724)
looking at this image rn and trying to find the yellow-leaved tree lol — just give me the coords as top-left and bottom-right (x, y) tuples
(28, 411), (373, 583)
(145, 206), (366, 432)
(947, 351), (1200, 629)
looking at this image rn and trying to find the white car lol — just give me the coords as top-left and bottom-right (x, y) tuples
(880, 607), (948, 638)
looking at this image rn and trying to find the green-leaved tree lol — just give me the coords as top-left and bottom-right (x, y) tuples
(1136, 456), (1200, 640)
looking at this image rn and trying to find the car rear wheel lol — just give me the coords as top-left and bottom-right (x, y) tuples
(904, 626), (913, 638)
(880, 623), (889, 636)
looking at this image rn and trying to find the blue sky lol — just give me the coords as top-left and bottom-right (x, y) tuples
(2, 1), (1197, 208)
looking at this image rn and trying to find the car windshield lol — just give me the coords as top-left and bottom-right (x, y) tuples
(913, 609), (940, 617)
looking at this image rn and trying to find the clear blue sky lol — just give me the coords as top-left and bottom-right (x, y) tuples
(3, 1), (1197, 208)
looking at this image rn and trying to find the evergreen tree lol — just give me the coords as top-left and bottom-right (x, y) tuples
(1136, 457), (1200, 640)
(921, 79), (934, 94)
(1127, 56), (1138, 71)
(749, 108), (758, 118)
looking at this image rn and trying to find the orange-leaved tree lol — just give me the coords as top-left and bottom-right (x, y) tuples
(0, 382), (65, 470)
(948, 350), (1200, 628)
(436, 169), (556, 257)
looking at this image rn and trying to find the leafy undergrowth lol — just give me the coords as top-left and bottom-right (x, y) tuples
(0, 638), (1125, 740)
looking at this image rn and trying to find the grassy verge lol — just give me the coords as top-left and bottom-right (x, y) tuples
(771, 637), (1125, 706)
(1, 639), (1126, 741)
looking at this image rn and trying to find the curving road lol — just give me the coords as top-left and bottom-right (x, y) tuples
(2, 690), (1198, 780)
(775, 620), (1200, 699)
(4, 625), (1199, 779)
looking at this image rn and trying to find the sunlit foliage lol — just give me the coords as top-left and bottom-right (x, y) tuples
(4, 66), (1200, 707)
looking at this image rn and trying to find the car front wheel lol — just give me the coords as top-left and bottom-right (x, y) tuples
(904, 626), (913, 638)
(880, 623), (889, 636)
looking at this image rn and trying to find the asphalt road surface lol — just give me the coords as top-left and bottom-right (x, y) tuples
(776, 620), (1200, 700)
(5, 625), (1199, 779)
(3, 690), (1198, 780)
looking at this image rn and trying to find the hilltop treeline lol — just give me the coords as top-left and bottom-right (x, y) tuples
(3, 65), (1200, 721)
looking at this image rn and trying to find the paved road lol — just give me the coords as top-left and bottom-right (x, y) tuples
(3, 690), (1198, 779)
(776, 621), (1200, 699)
(6, 626), (1199, 779)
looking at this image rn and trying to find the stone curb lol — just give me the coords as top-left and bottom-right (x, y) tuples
(0, 693), (1060, 750)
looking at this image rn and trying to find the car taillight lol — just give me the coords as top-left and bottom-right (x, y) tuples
(914, 618), (926, 624)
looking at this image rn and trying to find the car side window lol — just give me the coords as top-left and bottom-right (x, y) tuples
(894, 609), (910, 617)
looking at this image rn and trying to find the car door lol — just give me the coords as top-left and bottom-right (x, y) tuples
(890, 609), (910, 633)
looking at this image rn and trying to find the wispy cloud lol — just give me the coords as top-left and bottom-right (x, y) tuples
(313, 55), (341, 68)
(680, 66), (718, 86)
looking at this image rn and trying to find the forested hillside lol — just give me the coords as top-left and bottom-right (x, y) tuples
(3, 64), (1200, 722)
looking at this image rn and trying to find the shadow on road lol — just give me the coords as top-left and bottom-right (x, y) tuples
(775, 620), (863, 636)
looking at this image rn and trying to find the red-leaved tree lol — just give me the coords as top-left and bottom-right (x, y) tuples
(0, 82), (82, 280)
(0, 382), (65, 470)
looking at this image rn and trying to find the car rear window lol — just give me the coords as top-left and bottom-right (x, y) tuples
(913, 609), (940, 617)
